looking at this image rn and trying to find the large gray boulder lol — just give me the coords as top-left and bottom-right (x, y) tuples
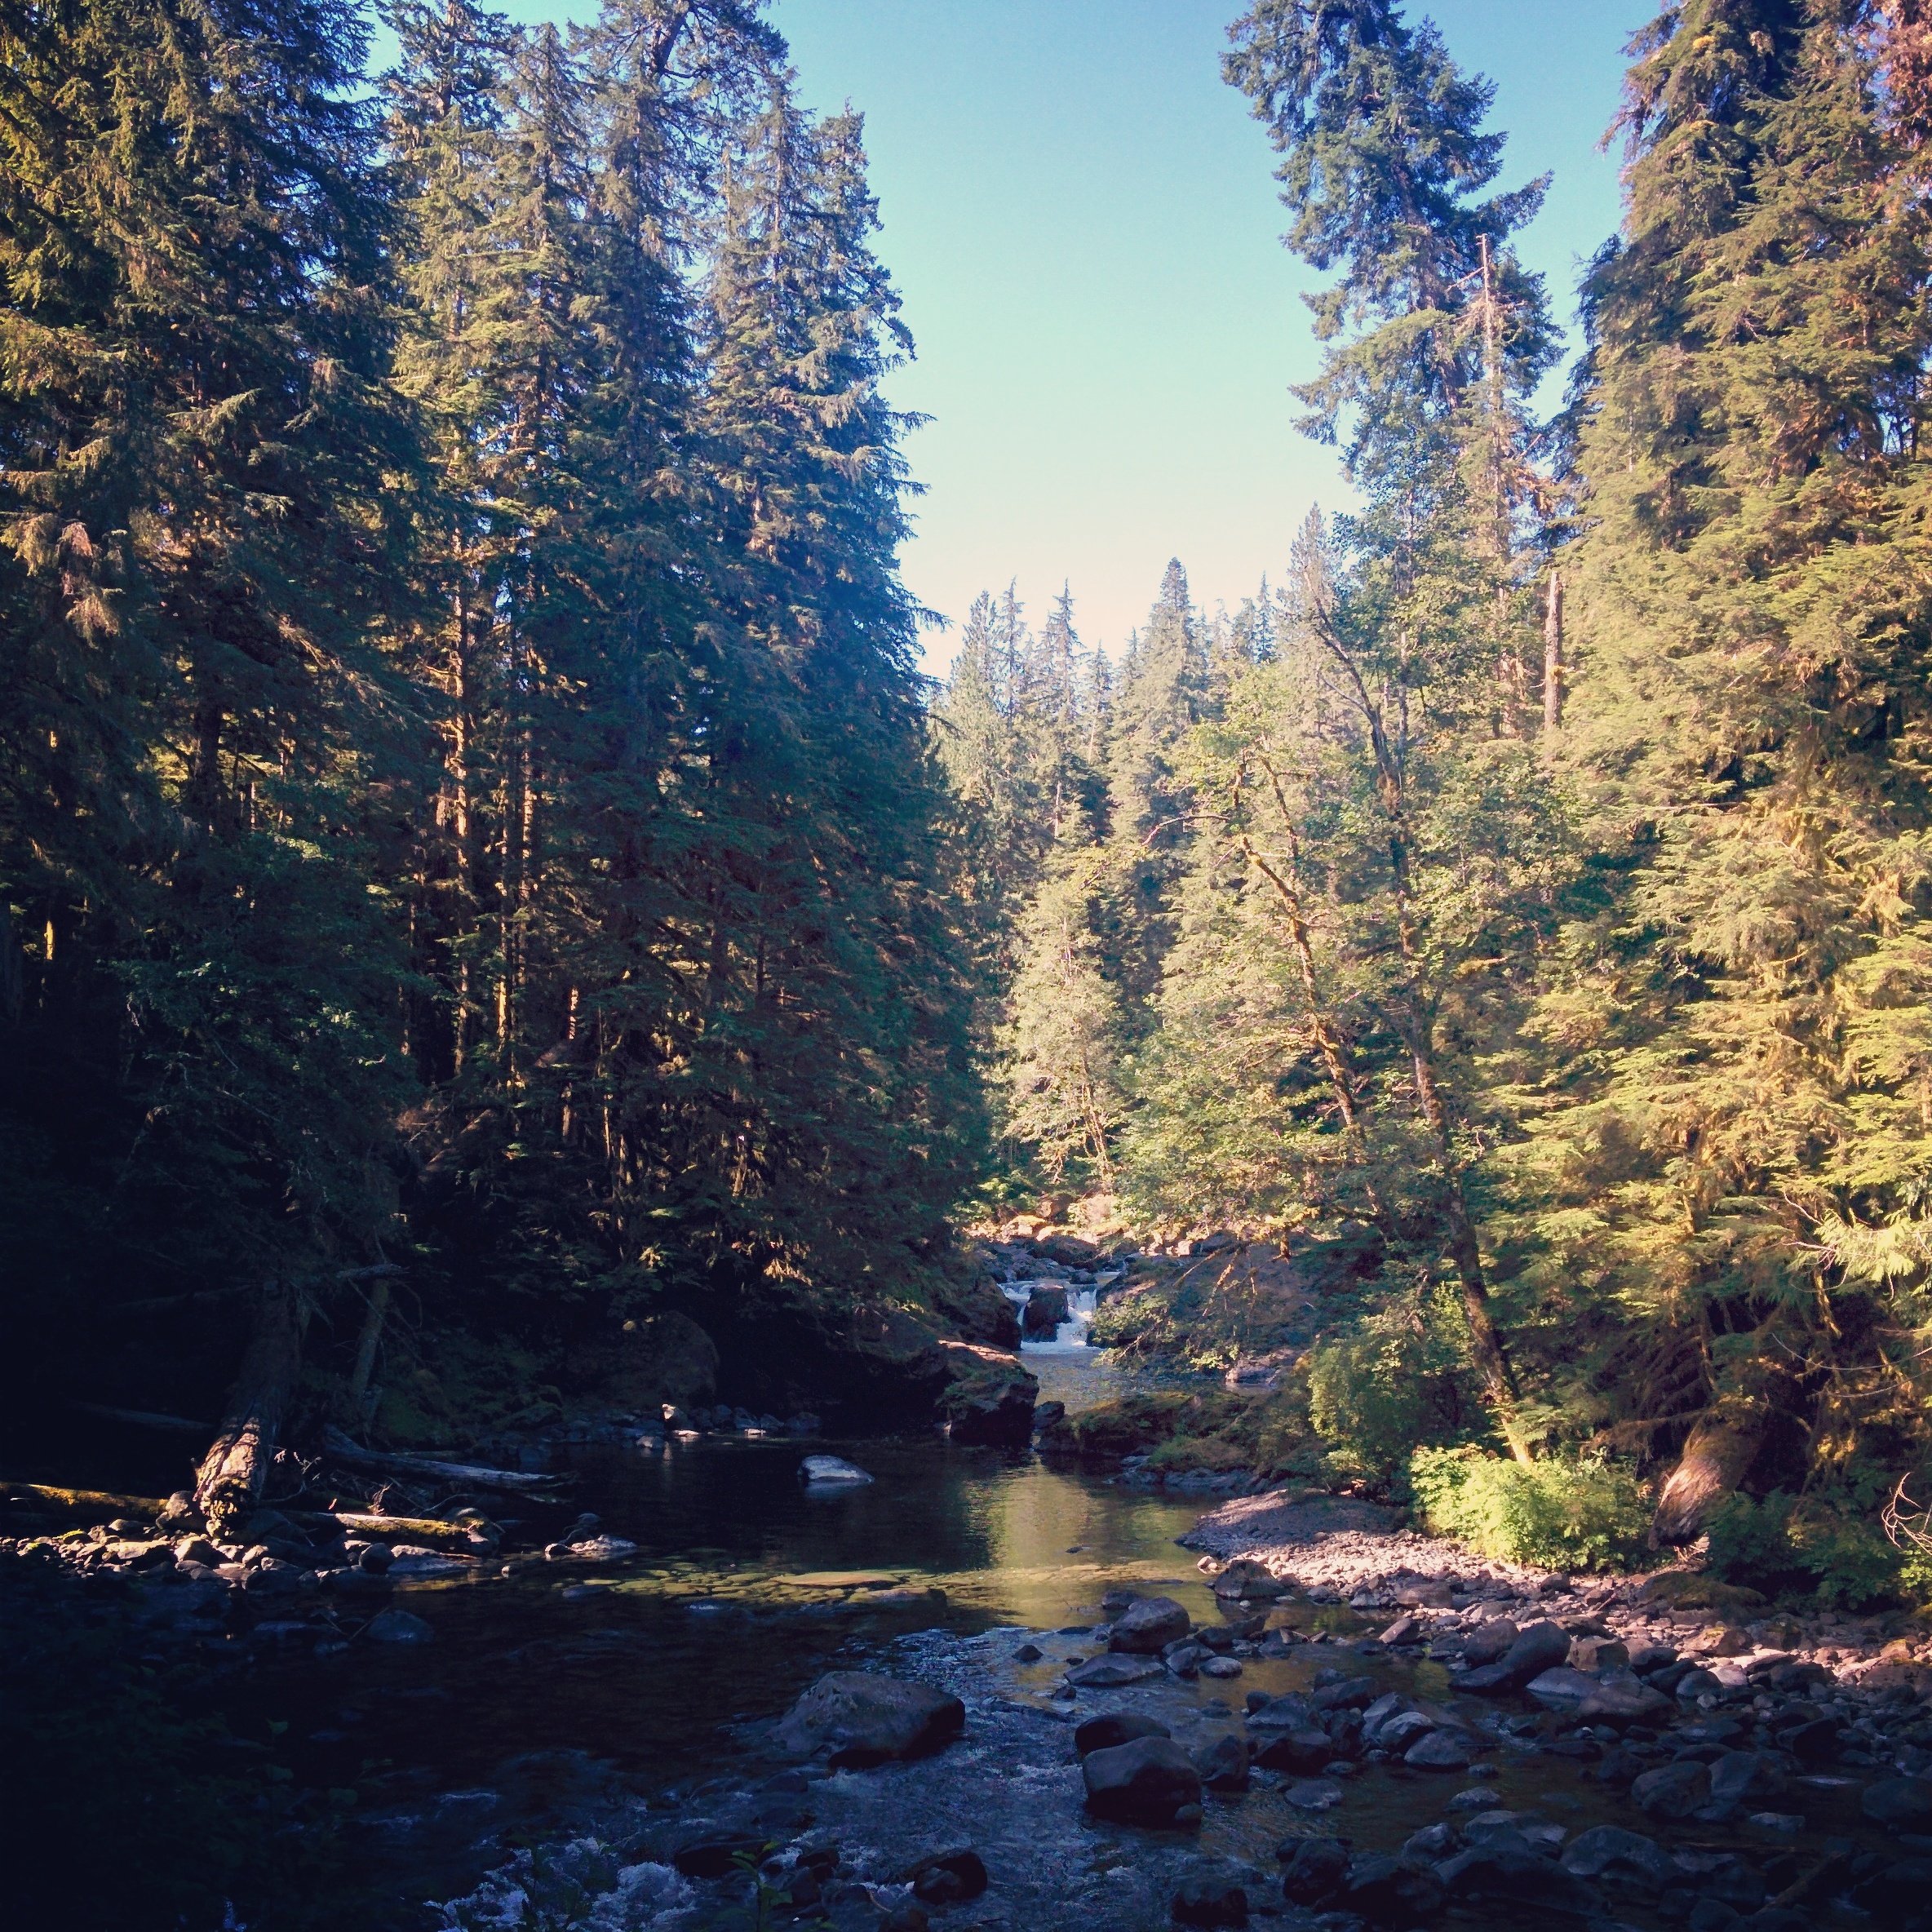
(1109, 1595), (1190, 1654)
(1865, 1775), (1932, 1830)
(937, 1341), (1038, 1446)
(1632, 1760), (1710, 1819)
(1020, 1285), (1070, 1339)
(1562, 1825), (1673, 1894)
(774, 1672), (964, 1768)
(1456, 1619), (1571, 1693)
(1211, 1558), (1287, 1601)
(1081, 1735), (1203, 1825)
(1075, 1713), (1171, 1757)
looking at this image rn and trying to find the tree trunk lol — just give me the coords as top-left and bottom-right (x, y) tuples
(1652, 1395), (1766, 1544)
(1543, 569), (1564, 730)
(344, 1278), (389, 1417)
(193, 1278), (308, 1538)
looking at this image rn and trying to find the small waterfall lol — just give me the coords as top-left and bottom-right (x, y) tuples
(1003, 1276), (1098, 1352)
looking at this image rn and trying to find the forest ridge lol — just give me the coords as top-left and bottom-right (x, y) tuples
(7, 0), (1932, 1577)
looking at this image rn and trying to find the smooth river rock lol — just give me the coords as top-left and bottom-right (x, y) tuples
(1108, 1595), (1191, 1654)
(1082, 1736), (1203, 1826)
(773, 1672), (964, 1768)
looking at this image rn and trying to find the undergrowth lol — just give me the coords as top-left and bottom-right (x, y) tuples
(1409, 1446), (1651, 1572)
(1704, 1491), (1931, 1610)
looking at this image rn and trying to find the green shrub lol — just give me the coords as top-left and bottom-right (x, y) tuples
(1409, 1446), (1651, 1571)
(1307, 1311), (1469, 1485)
(1706, 1491), (1905, 1608)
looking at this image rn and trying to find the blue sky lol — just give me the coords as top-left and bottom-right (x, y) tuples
(432, 2), (1643, 667)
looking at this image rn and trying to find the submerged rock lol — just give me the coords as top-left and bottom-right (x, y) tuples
(773, 1671), (964, 1768)
(1173, 1870), (1249, 1925)
(1067, 1655), (1164, 1688)
(799, 1456), (873, 1486)
(363, 1608), (434, 1643)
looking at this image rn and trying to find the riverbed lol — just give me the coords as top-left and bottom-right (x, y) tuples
(224, 1348), (1234, 1916)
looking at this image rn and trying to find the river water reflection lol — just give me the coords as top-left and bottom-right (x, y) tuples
(246, 1349), (1241, 1912)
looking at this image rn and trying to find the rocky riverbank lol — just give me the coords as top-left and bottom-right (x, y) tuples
(428, 1545), (1932, 1932)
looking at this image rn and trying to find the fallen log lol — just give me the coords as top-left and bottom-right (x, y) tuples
(321, 1425), (565, 1493)
(292, 1509), (496, 1553)
(2, 1482), (171, 1524)
(193, 1278), (309, 1539)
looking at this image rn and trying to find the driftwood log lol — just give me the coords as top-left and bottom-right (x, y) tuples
(293, 1509), (496, 1553)
(321, 1426), (565, 1494)
(193, 1278), (310, 1538)
(2, 1482), (171, 1523)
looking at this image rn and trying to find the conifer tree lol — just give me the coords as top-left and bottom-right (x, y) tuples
(1505, 0), (1932, 1527)
(0, 0), (423, 1291)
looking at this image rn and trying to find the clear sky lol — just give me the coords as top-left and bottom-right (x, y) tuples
(455, 2), (1644, 669)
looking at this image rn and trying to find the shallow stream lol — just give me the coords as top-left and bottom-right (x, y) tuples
(157, 1345), (1875, 1925)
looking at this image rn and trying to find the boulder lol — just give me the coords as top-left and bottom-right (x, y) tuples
(672, 1833), (764, 1879)
(1376, 1711), (1435, 1753)
(1172, 1872), (1249, 1926)
(1852, 1858), (1932, 1920)
(906, 1848), (987, 1906)
(933, 1266), (1022, 1349)
(1255, 1730), (1336, 1775)
(364, 1608), (433, 1643)
(800, 1456), (873, 1486)
(1567, 1636), (1629, 1672)
(1561, 1825), (1673, 1894)
(1779, 1714), (1841, 1765)
(1526, 1666), (1601, 1712)
(1082, 1736), (1203, 1826)
(1075, 1713), (1172, 1757)
(1033, 1232), (1099, 1265)
(773, 1672), (964, 1768)
(1191, 1735), (1251, 1792)
(1020, 1285), (1070, 1339)
(937, 1343), (1038, 1446)
(1278, 1837), (1349, 1906)
(1460, 1618), (1518, 1666)
(1212, 1558), (1287, 1601)
(1339, 1855), (1447, 1926)
(1574, 1674), (1675, 1730)
(1067, 1655), (1164, 1688)
(1632, 1760), (1711, 1819)
(1705, 1750), (1786, 1813)
(1405, 1730), (1474, 1771)
(1437, 1838), (1596, 1914)
(571, 1309), (718, 1411)
(1864, 1775), (1932, 1830)
(1452, 1618), (1571, 1694)
(1110, 1595), (1191, 1654)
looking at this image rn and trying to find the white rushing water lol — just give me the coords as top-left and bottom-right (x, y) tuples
(1001, 1277), (1097, 1352)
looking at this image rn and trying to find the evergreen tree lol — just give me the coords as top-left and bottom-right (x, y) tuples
(0, 0), (423, 1301)
(1503, 0), (1932, 1523)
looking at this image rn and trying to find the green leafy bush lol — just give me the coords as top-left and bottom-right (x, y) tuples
(1409, 1446), (1651, 1571)
(1306, 1309), (1470, 1486)
(1706, 1491), (1905, 1607)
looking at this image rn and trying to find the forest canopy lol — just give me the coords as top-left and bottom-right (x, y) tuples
(943, 0), (1932, 1553)
(8, 0), (1932, 1574)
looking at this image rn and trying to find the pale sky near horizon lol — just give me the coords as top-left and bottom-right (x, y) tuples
(425, 2), (1644, 671)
